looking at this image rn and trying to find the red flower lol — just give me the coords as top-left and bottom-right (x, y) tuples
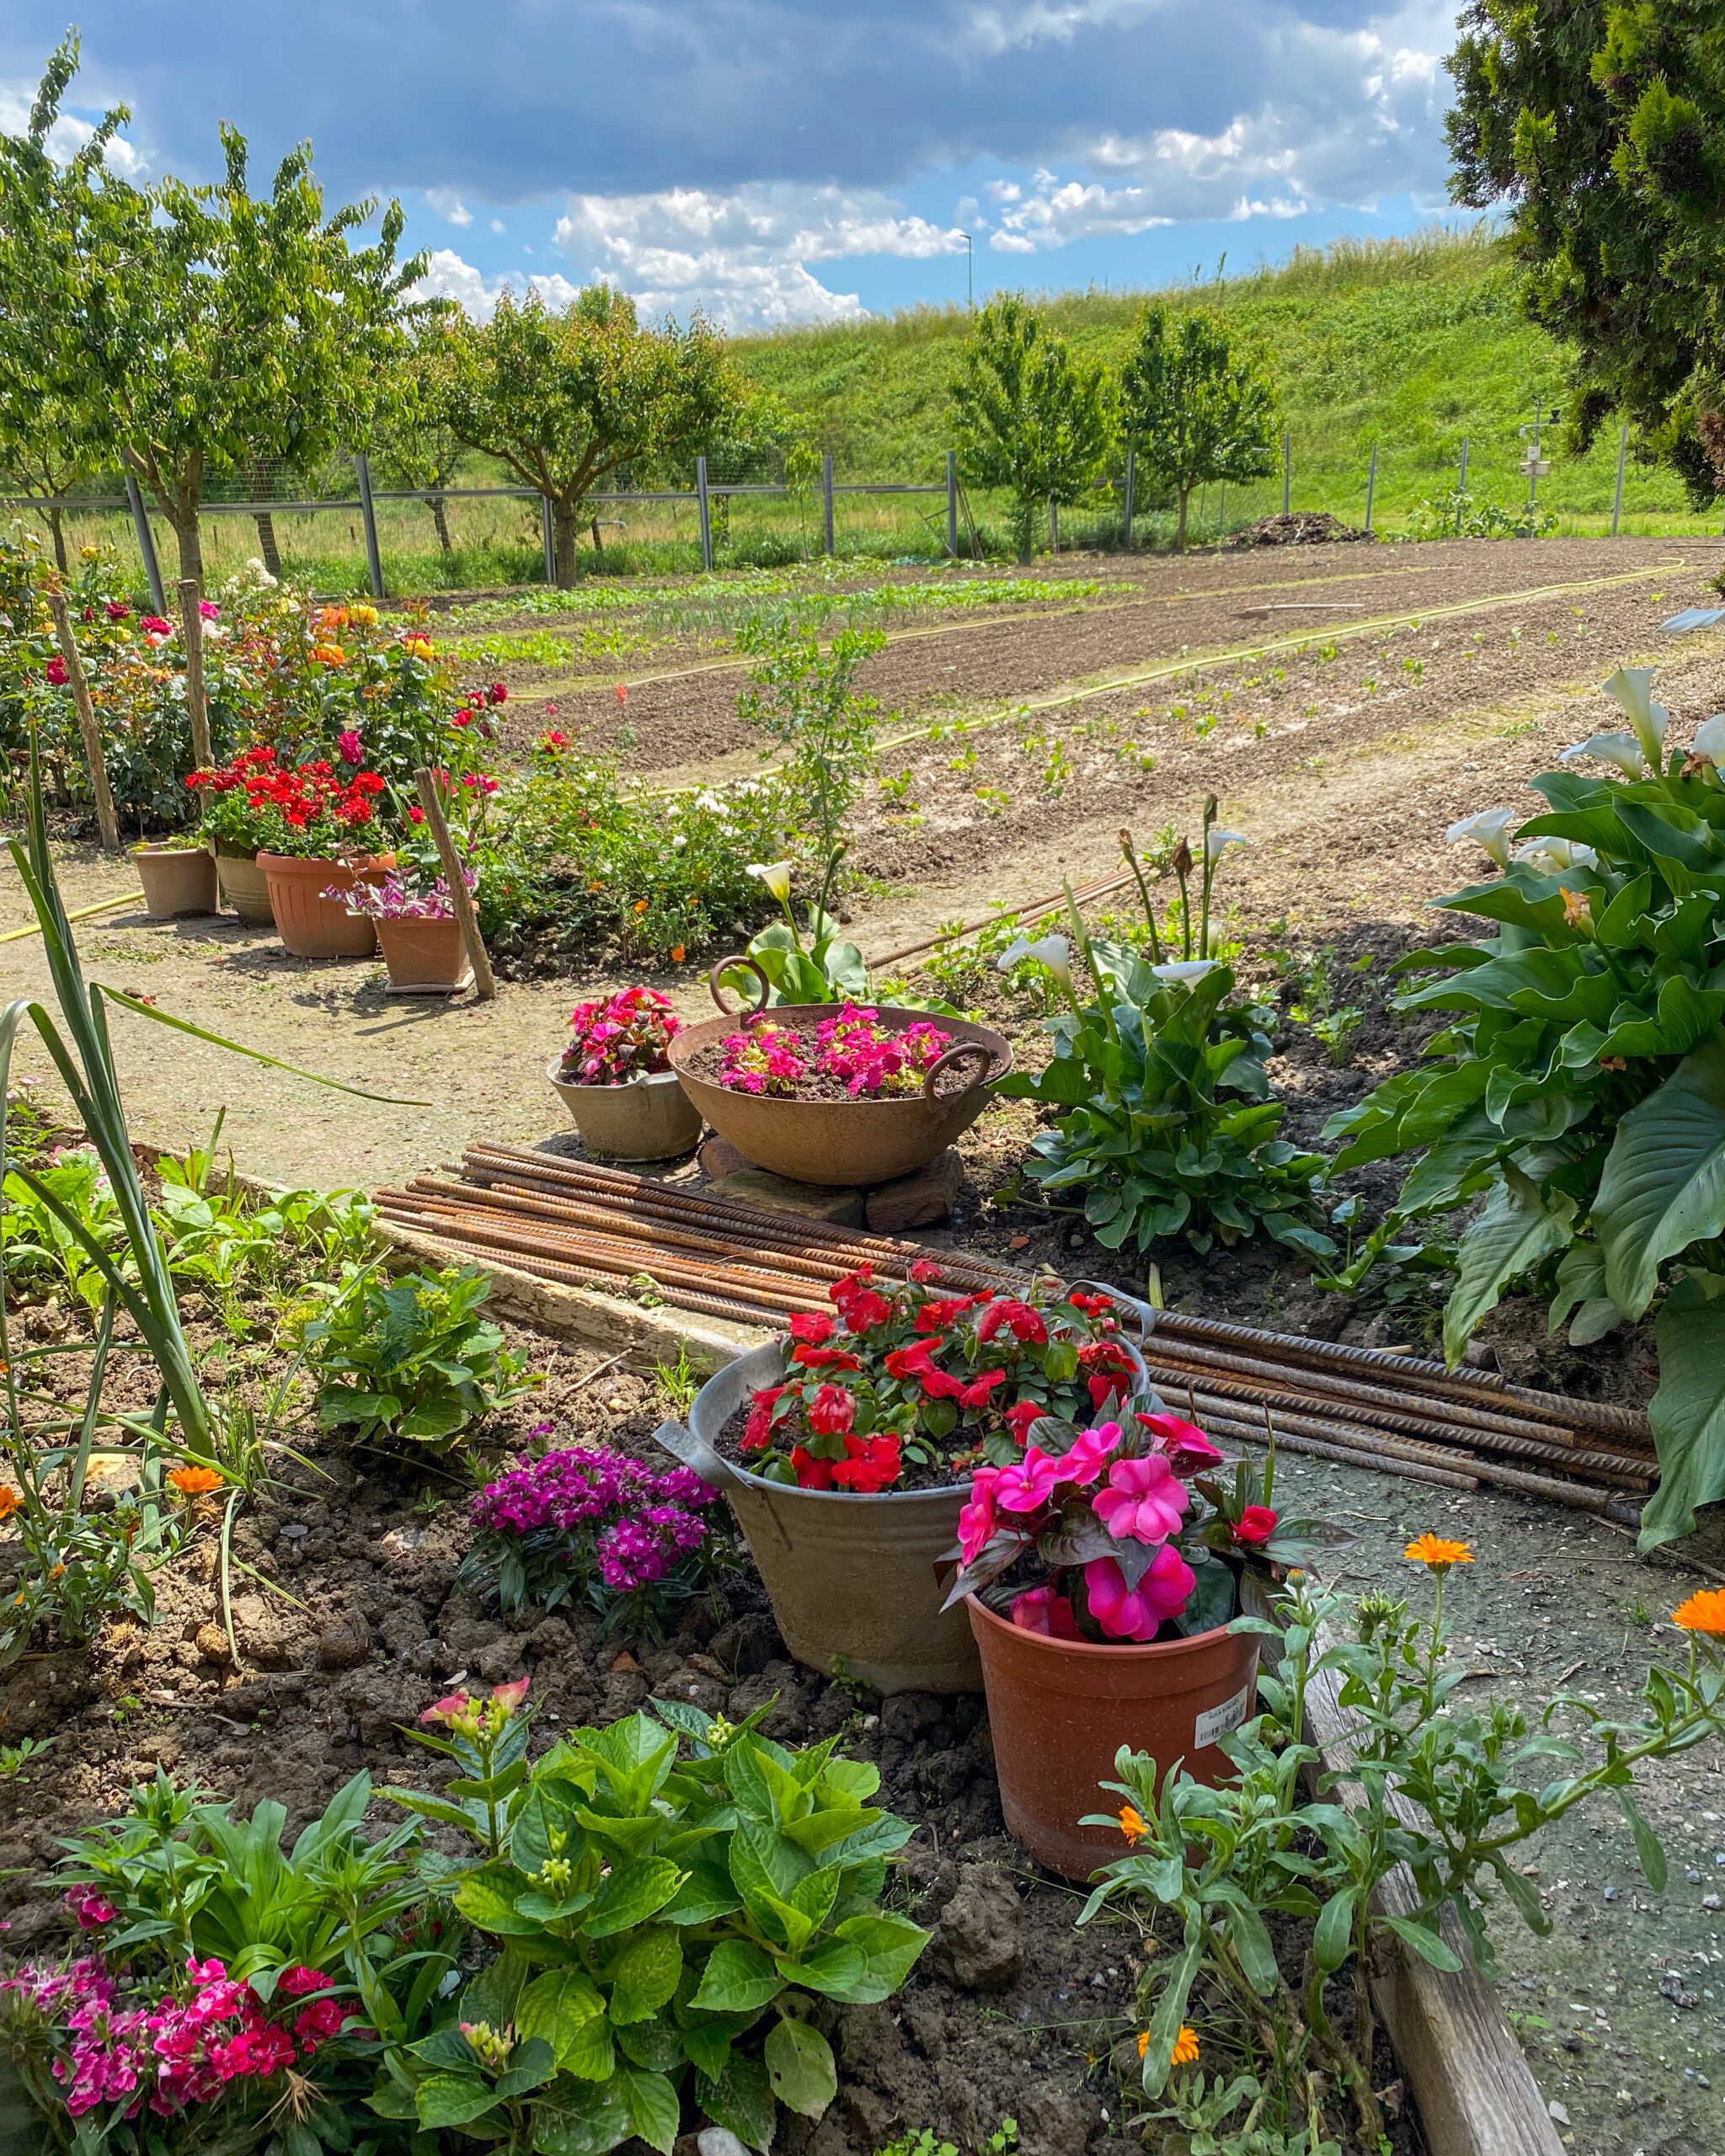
(1233, 1506), (1279, 1548)
(787, 1312), (836, 1347)
(790, 1445), (836, 1490)
(45, 656), (67, 686)
(489, 681), (507, 704)
(975, 1299), (1048, 1347)
(1077, 1340), (1135, 1375)
(914, 1297), (975, 1334)
(831, 1267), (892, 1331)
(1004, 1398), (1045, 1442)
(791, 1342), (863, 1372)
(278, 1966), (332, 1996)
(831, 1433), (902, 1493)
(908, 1258), (943, 1283)
(806, 1383), (856, 1437)
(961, 1368), (1007, 1408)
(1088, 1372), (1127, 1411)
(884, 1342), (968, 1401)
(1069, 1289), (1114, 1318)
(294, 1998), (348, 2052)
(743, 1385), (786, 1450)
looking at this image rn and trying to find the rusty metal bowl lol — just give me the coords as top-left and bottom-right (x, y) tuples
(668, 959), (1011, 1186)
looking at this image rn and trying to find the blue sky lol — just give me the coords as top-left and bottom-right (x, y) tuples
(1, 2), (1461, 329)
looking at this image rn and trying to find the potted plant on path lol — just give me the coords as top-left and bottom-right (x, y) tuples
(130, 831), (216, 920)
(189, 746), (391, 955)
(548, 986), (702, 1161)
(943, 1412), (1350, 1878)
(651, 1270), (1156, 1694)
(327, 858), (475, 992)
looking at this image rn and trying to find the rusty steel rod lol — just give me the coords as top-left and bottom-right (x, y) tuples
(387, 1225), (791, 1329)
(1195, 1409), (1478, 1492)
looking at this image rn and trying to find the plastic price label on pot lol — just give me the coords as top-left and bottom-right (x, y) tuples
(1194, 1684), (1251, 1751)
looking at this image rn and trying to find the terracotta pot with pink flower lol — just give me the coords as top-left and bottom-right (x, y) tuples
(650, 1271), (1156, 1696)
(944, 1405), (1352, 1879)
(547, 986), (701, 1161)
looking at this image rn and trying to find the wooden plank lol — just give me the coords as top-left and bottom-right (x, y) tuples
(1303, 1637), (1565, 2156)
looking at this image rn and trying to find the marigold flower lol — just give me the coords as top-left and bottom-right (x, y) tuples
(1403, 1533), (1472, 1573)
(670, 945), (685, 962)
(1170, 2026), (1199, 2067)
(1671, 1589), (1725, 1637)
(1117, 1802), (1146, 1844)
(168, 1465), (223, 1497)
(633, 898), (649, 914)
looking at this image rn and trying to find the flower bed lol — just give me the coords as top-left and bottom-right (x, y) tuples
(720, 1268), (1146, 1492)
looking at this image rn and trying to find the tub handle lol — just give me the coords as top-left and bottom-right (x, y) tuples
(650, 1417), (745, 1494)
(921, 1041), (994, 1102)
(708, 954), (772, 1018)
(1070, 1274), (1159, 1342)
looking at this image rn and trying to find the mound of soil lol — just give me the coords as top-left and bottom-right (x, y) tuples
(1225, 511), (1372, 548)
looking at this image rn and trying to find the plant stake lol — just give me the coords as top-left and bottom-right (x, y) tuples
(413, 765), (495, 1001)
(44, 591), (120, 853)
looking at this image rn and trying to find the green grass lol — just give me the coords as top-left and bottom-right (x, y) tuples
(734, 223), (1719, 538)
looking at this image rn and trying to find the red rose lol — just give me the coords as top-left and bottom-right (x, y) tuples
(1233, 1506), (1278, 1548)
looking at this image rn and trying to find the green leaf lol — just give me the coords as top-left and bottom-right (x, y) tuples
(1596, 1038), (1725, 1319)
(1378, 1914), (1464, 1972)
(516, 1968), (608, 2071)
(1641, 1273), (1725, 1549)
(462, 1945), (530, 2032)
(529, 2077), (634, 2156)
(614, 2066), (681, 2155)
(614, 2015), (684, 2073)
(695, 2052), (777, 2153)
(414, 2073), (505, 2130)
(607, 1927), (683, 2023)
(1442, 1166), (1574, 1365)
(1618, 1787), (1669, 1892)
(766, 2016), (837, 2118)
(585, 1857), (686, 1938)
(692, 1939), (787, 2015)
(1140, 1938), (1201, 2100)
(495, 2036), (558, 2098)
(663, 1861), (744, 1924)
(1312, 1887), (1357, 1975)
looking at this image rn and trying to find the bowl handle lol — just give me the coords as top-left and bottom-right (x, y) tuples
(650, 1417), (745, 1493)
(921, 1041), (994, 1102)
(708, 953), (772, 1018)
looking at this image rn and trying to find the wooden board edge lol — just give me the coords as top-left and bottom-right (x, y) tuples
(1302, 1651), (1566, 2156)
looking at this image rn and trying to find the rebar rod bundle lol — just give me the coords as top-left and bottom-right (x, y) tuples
(374, 1140), (1656, 1524)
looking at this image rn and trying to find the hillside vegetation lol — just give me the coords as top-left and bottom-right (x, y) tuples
(734, 226), (1712, 539)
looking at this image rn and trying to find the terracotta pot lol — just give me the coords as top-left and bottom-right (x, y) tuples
(211, 848), (275, 926)
(132, 844), (216, 921)
(258, 853), (382, 959)
(653, 1342), (983, 1695)
(547, 1060), (702, 1162)
(967, 1593), (1261, 1879)
(669, 983), (1009, 1187)
(377, 915), (469, 991)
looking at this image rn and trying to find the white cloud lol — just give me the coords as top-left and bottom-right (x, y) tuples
(989, 173), (1172, 249)
(548, 183), (968, 328)
(0, 78), (145, 174)
(489, 217), (505, 232)
(425, 187), (473, 227)
(409, 249), (601, 322)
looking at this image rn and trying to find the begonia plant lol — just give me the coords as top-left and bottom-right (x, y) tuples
(558, 987), (683, 1086)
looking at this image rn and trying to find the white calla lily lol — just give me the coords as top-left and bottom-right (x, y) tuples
(1559, 732), (1645, 779)
(998, 931), (1074, 990)
(1445, 808), (1517, 869)
(1601, 666), (1670, 771)
(1514, 837), (1598, 875)
(1205, 827), (1249, 862)
(1152, 959), (1220, 984)
(745, 859), (793, 902)
(1690, 714), (1725, 769)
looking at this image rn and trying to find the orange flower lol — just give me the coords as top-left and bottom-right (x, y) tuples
(168, 1465), (223, 1497)
(670, 945), (686, 963)
(310, 643), (347, 667)
(48, 1564), (66, 1581)
(633, 899), (649, 915)
(1404, 1533), (1472, 1574)
(1170, 2026), (1199, 2068)
(1671, 1590), (1725, 1638)
(1136, 2031), (1150, 2058)
(0, 1488), (18, 1521)
(318, 606), (350, 632)
(1117, 1803), (1146, 1844)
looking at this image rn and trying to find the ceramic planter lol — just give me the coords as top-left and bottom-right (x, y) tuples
(967, 1593), (1261, 1880)
(212, 846), (275, 926)
(547, 1060), (702, 1162)
(258, 853), (381, 959)
(653, 1342), (984, 1695)
(377, 916), (469, 992)
(132, 844), (217, 921)
(668, 996), (1010, 1187)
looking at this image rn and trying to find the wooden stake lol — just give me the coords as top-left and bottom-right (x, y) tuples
(413, 766), (495, 1002)
(45, 590), (122, 853)
(178, 576), (212, 771)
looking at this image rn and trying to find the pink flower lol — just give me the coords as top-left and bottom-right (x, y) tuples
(293, 1997), (347, 2052)
(65, 1888), (118, 1929)
(490, 1675), (531, 1717)
(1084, 1546), (1195, 1640)
(1009, 1584), (1081, 1637)
(1233, 1505), (1279, 1548)
(1054, 1423), (1121, 1487)
(105, 600), (131, 620)
(45, 655), (68, 686)
(335, 729), (363, 765)
(993, 1444), (1063, 1515)
(957, 1468), (999, 1562)
(141, 615), (171, 636)
(1135, 1412), (1225, 1478)
(420, 1691), (473, 1725)
(1092, 1453), (1189, 1544)
(806, 1383), (856, 1437)
(199, 599), (220, 619)
(276, 1966), (332, 1996)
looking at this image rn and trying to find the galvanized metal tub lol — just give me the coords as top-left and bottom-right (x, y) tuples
(668, 997), (1009, 1187)
(652, 1340), (983, 1694)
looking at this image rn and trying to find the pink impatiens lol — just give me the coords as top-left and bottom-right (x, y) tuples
(1084, 1545), (1198, 1641)
(1092, 1452), (1190, 1545)
(717, 1003), (955, 1099)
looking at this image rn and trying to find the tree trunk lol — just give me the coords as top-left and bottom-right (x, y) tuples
(429, 495), (453, 555)
(1012, 495), (1036, 566)
(553, 498), (579, 588)
(253, 512), (282, 579)
(1049, 496), (1060, 552)
(1175, 485), (1192, 552)
(44, 504), (67, 573)
(172, 511), (205, 588)
(590, 516), (604, 558)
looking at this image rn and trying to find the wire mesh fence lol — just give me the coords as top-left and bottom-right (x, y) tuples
(5, 423), (1721, 602)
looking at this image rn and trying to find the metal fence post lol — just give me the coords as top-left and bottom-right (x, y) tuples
(124, 471), (167, 613)
(540, 496), (556, 585)
(1365, 443), (1378, 534)
(1611, 424), (1628, 537)
(1456, 436), (1470, 536)
(946, 451), (959, 558)
(696, 456), (713, 572)
(353, 453), (385, 600)
(1123, 446), (1135, 549)
(821, 452), (835, 558)
(1282, 432), (1291, 515)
